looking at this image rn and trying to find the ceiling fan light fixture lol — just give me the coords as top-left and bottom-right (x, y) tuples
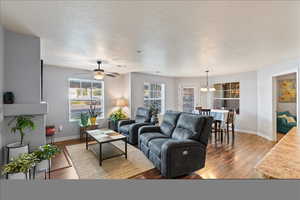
(94, 71), (104, 80)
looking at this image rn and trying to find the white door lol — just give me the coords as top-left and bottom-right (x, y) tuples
(181, 87), (196, 113)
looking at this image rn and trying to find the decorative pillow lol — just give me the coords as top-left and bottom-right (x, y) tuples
(278, 114), (296, 123)
(278, 114), (288, 119)
(286, 116), (296, 123)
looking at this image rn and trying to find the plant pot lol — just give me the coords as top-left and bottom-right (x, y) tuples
(7, 172), (28, 180)
(6, 142), (29, 163)
(90, 117), (97, 125)
(151, 115), (159, 125)
(36, 159), (51, 172)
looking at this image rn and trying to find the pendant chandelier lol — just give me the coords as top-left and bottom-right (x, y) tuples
(200, 70), (216, 92)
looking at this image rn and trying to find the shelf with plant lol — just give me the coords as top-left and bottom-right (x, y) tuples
(2, 153), (39, 179)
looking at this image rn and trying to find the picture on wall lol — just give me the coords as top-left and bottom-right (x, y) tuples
(278, 79), (297, 103)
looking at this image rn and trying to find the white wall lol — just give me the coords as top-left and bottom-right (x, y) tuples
(4, 30), (41, 104)
(0, 26), (5, 165)
(129, 72), (177, 117)
(257, 60), (299, 141)
(174, 71), (258, 133)
(44, 65), (128, 140)
(209, 71), (258, 133)
(276, 73), (297, 116)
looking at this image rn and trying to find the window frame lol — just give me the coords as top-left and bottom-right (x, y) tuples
(213, 82), (240, 114)
(143, 82), (166, 114)
(68, 78), (105, 122)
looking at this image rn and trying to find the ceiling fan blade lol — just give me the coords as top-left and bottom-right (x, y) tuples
(104, 72), (120, 77)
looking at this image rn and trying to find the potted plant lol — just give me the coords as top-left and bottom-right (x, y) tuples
(108, 108), (128, 131)
(149, 103), (159, 124)
(6, 115), (35, 162)
(2, 153), (39, 180)
(88, 104), (101, 125)
(33, 144), (60, 174)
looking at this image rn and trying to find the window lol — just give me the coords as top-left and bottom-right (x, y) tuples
(144, 82), (165, 114)
(69, 78), (104, 121)
(213, 82), (240, 114)
(182, 87), (195, 113)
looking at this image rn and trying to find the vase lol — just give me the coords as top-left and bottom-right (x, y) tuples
(90, 117), (97, 125)
(6, 142), (29, 163)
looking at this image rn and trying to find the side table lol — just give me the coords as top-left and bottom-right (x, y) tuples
(80, 124), (99, 142)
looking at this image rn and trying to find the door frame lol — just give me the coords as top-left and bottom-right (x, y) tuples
(272, 68), (299, 141)
(178, 85), (197, 112)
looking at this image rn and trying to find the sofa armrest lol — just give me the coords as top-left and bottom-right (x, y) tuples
(161, 139), (207, 178)
(127, 122), (151, 144)
(118, 119), (135, 128)
(138, 125), (161, 135)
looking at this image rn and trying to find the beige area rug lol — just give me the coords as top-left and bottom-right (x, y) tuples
(66, 141), (154, 179)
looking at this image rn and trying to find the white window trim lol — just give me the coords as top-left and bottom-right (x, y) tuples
(144, 82), (166, 114)
(68, 78), (105, 122)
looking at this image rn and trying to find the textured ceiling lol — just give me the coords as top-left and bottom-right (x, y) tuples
(1, 1), (300, 77)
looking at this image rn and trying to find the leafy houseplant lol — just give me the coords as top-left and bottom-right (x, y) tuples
(33, 144), (60, 162)
(2, 153), (39, 179)
(109, 108), (128, 122)
(9, 115), (35, 145)
(149, 102), (159, 124)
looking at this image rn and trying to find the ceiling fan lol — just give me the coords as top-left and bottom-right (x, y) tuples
(76, 60), (120, 80)
(93, 60), (120, 79)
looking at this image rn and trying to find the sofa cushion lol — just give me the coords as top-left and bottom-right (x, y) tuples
(160, 111), (181, 136)
(118, 124), (131, 135)
(149, 138), (170, 158)
(135, 107), (151, 123)
(172, 113), (205, 140)
(140, 132), (169, 146)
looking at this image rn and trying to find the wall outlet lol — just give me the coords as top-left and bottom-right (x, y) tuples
(58, 125), (63, 132)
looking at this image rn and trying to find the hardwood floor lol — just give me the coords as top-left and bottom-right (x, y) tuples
(47, 132), (279, 179)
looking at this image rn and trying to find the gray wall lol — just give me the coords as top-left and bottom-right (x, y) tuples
(44, 65), (128, 140)
(1, 30), (46, 160)
(209, 71), (258, 133)
(4, 30), (41, 104)
(129, 72), (177, 117)
(0, 26), (4, 165)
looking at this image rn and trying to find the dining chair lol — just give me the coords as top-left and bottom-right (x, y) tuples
(199, 109), (211, 116)
(224, 111), (235, 145)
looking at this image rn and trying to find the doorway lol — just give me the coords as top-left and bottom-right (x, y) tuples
(273, 72), (298, 141)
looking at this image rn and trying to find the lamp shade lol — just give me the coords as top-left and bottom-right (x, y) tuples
(116, 98), (128, 107)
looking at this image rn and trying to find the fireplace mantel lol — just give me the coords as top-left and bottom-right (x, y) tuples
(3, 102), (48, 117)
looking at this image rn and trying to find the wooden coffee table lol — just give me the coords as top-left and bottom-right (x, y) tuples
(85, 128), (127, 166)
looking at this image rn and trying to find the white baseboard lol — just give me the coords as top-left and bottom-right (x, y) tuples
(235, 129), (257, 135)
(54, 135), (80, 142)
(235, 129), (275, 141)
(256, 132), (275, 141)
